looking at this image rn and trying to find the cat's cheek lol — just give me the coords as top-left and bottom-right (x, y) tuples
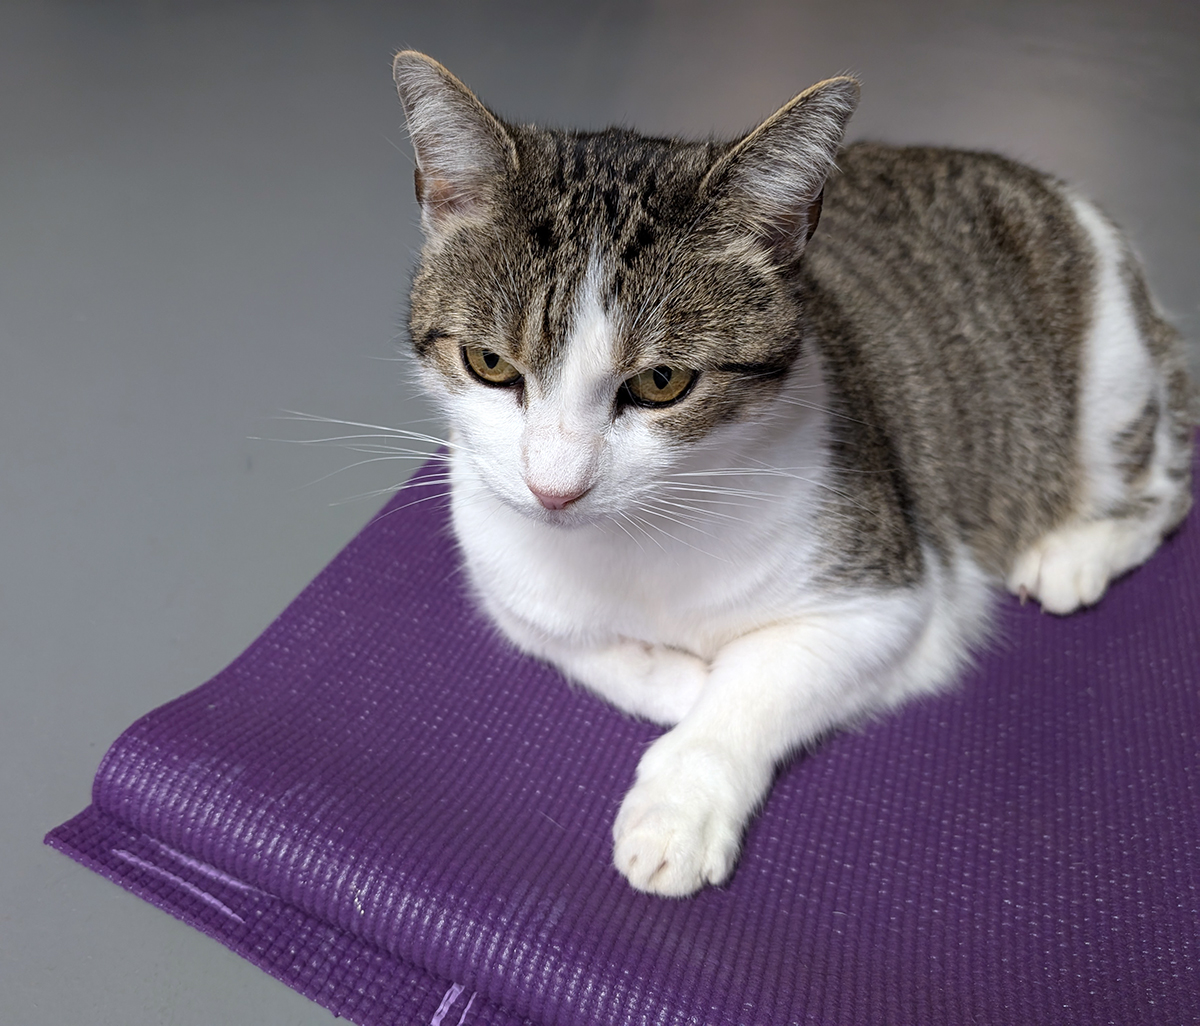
(602, 421), (681, 505)
(449, 395), (532, 504)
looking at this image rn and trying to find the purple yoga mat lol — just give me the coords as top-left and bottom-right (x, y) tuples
(48, 452), (1199, 1026)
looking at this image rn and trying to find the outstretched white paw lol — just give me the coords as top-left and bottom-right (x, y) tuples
(612, 744), (742, 897)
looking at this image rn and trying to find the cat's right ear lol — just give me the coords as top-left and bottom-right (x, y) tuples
(702, 77), (860, 262)
(392, 51), (518, 237)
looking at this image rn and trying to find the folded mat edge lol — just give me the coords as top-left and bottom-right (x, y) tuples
(46, 805), (530, 1026)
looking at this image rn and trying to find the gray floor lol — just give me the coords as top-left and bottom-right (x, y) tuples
(3, 2), (1197, 1023)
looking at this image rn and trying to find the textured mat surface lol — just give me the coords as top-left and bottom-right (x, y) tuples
(48, 455), (1199, 1026)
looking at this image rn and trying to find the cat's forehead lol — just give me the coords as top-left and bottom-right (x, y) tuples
(411, 123), (797, 386)
(499, 127), (717, 374)
(512, 126), (715, 238)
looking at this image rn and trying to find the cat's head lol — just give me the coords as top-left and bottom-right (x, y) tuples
(394, 51), (858, 525)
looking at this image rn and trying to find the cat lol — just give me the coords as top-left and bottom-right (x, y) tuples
(391, 50), (1196, 897)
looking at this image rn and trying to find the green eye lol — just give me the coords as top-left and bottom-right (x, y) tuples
(622, 365), (697, 407)
(463, 345), (522, 386)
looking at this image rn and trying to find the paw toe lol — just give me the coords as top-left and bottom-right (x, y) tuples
(1008, 520), (1125, 615)
(612, 789), (739, 897)
(1036, 545), (1089, 614)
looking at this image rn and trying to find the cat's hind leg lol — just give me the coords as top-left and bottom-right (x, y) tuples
(1005, 403), (1192, 614)
(1006, 195), (1194, 615)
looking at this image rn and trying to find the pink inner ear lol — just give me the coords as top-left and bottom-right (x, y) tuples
(416, 166), (482, 222)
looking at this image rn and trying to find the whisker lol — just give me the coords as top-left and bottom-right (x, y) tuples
(263, 439), (452, 464)
(633, 501), (717, 537)
(623, 511), (667, 553)
(608, 513), (647, 553)
(289, 456), (444, 490)
(337, 485), (452, 508)
(774, 395), (867, 425)
(660, 493), (762, 511)
(273, 411), (459, 451)
(629, 510), (731, 563)
(667, 466), (824, 478)
(329, 473), (454, 505)
(732, 456), (882, 515)
(661, 482), (778, 503)
(653, 497), (750, 524)
(663, 462), (882, 519)
(257, 432), (450, 451)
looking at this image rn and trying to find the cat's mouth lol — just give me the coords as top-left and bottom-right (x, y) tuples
(513, 482), (607, 528)
(523, 495), (596, 527)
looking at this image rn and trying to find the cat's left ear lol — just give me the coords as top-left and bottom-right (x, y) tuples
(703, 77), (860, 261)
(392, 51), (518, 237)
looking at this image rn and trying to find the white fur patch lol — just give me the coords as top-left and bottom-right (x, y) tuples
(1068, 194), (1155, 517)
(520, 250), (616, 501)
(451, 332), (996, 896)
(1004, 193), (1184, 614)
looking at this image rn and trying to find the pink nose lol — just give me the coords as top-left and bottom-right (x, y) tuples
(529, 486), (587, 510)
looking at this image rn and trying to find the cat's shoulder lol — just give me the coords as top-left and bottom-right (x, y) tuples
(832, 141), (1061, 191)
(810, 140), (1088, 296)
(823, 141), (1074, 234)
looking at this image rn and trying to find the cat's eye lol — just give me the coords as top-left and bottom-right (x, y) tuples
(621, 365), (697, 407)
(462, 344), (522, 387)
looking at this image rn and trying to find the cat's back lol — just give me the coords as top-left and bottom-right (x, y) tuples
(806, 141), (1092, 381)
(801, 142), (1193, 577)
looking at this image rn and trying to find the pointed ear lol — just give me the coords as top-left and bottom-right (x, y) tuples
(703, 77), (860, 261)
(392, 51), (518, 236)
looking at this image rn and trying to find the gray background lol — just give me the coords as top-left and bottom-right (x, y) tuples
(3, 2), (1196, 1023)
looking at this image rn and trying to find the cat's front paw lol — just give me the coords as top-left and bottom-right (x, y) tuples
(612, 744), (742, 897)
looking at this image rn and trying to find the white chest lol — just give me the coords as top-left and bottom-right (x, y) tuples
(450, 460), (826, 659)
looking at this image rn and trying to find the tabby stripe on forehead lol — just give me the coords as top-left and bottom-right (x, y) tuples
(514, 281), (556, 369)
(539, 280), (558, 361)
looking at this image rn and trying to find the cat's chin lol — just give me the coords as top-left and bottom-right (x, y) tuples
(516, 502), (600, 530)
(495, 487), (616, 529)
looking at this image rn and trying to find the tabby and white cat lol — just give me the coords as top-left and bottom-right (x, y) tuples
(391, 51), (1195, 897)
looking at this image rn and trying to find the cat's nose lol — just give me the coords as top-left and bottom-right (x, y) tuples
(528, 485), (588, 510)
